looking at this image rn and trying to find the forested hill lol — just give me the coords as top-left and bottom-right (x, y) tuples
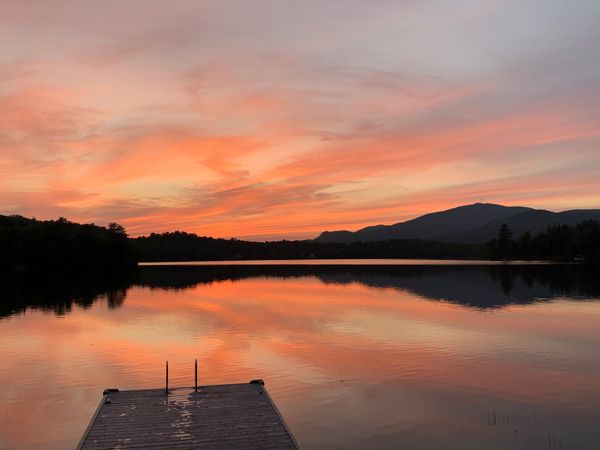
(133, 220), (600, 262)
(132, 232), (484, 261)
(2, 215), (599, 269)
(0, 215), (139, 272)
(316, 203), (600, 243)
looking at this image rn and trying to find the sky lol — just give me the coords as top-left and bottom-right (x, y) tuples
(1, 0), (600, 240)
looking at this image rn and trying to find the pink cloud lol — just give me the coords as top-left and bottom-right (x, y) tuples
(1, 1), (599, 238)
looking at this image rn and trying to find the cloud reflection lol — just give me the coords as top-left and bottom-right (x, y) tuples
(1, 264), (600, 449)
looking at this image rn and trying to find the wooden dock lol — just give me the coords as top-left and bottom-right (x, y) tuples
(77, 380), (300, 449)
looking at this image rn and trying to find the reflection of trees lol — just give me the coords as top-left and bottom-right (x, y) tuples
(487, 265), (600, 298)
(500, 272), (514, 295)
(107, 289), (127, 309)
(3, 264), (599, 319)
(0, 271), (135, 319)
(138, 264), (600, 309)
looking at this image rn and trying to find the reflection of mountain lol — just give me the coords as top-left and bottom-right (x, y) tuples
(0, 271), (134, 318)
(138, 264), (600, 308)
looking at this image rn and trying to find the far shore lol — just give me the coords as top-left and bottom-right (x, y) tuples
(138, 258), (561, 266)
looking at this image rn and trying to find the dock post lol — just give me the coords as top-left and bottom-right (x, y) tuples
(165, 361), (169, 395)
(194, 358), (198, 392)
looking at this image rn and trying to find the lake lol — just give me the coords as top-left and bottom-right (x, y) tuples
(1, 261), (599, 449)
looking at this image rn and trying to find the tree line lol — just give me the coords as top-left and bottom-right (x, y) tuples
(2, 214), (599, 272)
(486, 220), (600, 261)
(133, 231), (485, 261)
(0, 215), (139, 273)
(134, 221), (600, 262)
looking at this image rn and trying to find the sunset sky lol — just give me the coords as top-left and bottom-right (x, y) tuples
(1, 0), (600, 240)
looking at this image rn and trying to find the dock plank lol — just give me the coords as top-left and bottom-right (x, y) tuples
(78, 382), (299, 449)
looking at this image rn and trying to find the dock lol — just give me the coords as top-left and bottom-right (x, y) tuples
(77, 380), (300, 449)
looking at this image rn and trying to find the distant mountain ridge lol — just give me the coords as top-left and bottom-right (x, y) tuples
(315, 203), (600, 244)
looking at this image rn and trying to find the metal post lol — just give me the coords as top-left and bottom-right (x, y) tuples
(165, 361), (169, 395)
(194, 358), (198, 392)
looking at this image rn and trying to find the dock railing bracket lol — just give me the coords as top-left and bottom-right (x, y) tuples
(165, 360), (169, 395)
(194, 358), (198, 392)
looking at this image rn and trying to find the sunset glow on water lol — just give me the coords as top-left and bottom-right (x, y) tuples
(1, 264), (599, 449)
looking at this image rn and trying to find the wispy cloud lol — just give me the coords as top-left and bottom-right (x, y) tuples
(1, 0), (599, 238)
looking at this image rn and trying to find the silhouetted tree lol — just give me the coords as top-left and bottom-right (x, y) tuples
(574, 220), (600, 261)
(108, 222), (127, 237)
(516, 231), (533, 258)
(486, 220), (600, 262)
(487, 224), (514, 259)
(0, 215), (139, 273)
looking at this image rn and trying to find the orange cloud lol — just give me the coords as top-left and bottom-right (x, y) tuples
(1, 2), (599, 239)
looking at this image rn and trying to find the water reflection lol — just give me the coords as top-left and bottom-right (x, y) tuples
(3, 264), (599, 320)
(1, 263), (599, 450)
(0, 271), (133, 318)
(138, 264), (600, 308)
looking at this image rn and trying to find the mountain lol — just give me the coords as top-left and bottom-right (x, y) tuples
(447, 208), (600, 243)
(316, 203), (531, 243)
(315, 203), (600, 244)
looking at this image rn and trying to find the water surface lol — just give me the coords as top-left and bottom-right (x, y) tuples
(1, 262), (599, 449)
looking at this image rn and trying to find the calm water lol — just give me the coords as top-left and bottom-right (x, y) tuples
(1, 261), (599, 450)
